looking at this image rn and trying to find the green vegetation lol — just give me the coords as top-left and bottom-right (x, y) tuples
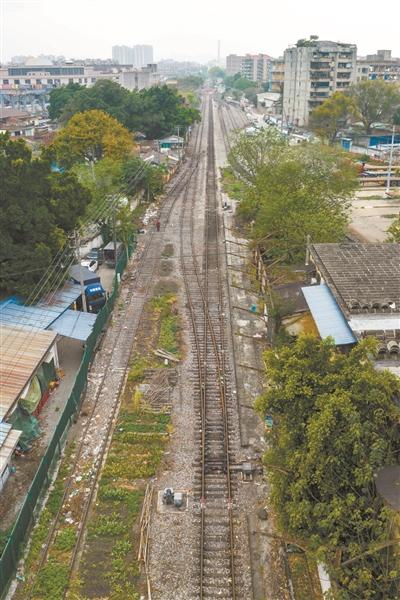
(50, 79), (200, 139)
(12, 446), (75, 600)
(48, 82), (83, 120)
(387, 216), (400, 242)
(255, 336), (400, 599)
(349, 79), (400, 134)
(0, 134), (90, 296)
(150, 294), (181, 355)
(228, 128), (357, 262)
(309, 92), (357, 144)
(51, 109), (134, 167)
(309, 79), (400, 140)
(79, 406), (169, 598)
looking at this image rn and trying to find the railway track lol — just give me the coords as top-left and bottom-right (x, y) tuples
(179, 96), (240, 600)
(21, 127), (202, 600)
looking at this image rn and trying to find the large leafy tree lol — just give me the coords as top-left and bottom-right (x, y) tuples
(60, 80), (130, 125)
(350, 80), (400, 133)
(48, 82), (83, 120)
(52, 109), (134, 167)
(58, 81), (200, 139)
(255, 336), (400, 599)
(309, 92), (357, 143)
(229, 129), (357, 260)
(0, 134), (90, 296)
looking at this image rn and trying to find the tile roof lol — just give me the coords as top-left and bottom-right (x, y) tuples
(310, 243), (400, 316)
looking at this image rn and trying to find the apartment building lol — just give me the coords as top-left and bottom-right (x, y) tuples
(226, 53), (271, 83)
(112, 45), (153, 67)
(283, 39), (357, 127)
(357, 49), (400, 82)
(269, 57), (285, 92)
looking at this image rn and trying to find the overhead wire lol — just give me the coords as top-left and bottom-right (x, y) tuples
(0, 162), (149, 390)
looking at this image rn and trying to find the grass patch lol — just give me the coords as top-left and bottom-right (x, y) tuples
(150, 294), (180, 355)
(53, 527), (77, 552)
(33, 560), (70, 600)
(79, 404), (170, 599)
(287, 552), (323, 600)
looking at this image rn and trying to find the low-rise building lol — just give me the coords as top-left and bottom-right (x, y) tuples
(302, 243), (400, 364)
(357, 49), (400, 82)
(0, 107), (36, 136)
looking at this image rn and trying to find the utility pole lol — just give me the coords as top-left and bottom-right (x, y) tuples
(112, 199), (118, 279)
(74, 229), (87, 312)
(305, 234), (311, 266)
(386, 124), (396, 195)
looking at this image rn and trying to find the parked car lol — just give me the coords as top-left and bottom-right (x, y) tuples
(80, 258), (98, 272)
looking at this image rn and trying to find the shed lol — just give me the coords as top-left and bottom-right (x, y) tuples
(69, 265), (101, 286)
(0, 324), (58, 420)
(301, 285), (357, 346)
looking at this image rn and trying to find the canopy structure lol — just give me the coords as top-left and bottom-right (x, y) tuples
(49, 309), (97, 342)
(301, 285), (357, 346)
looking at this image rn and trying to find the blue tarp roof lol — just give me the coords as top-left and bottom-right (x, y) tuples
(301, 285), (357, 346)
(49, 309), (97, 342)
(0, 284), (82, 332)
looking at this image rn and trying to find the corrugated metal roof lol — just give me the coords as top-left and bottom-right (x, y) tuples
(0, 426), (22, 474)
(0, 284), (82, 332)
(49, 309), (97, 342)
(301, 285), (357, 345)
(38, 282), (82, 312)
(0, 324), (57, 419)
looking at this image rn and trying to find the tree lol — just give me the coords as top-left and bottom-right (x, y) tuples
(229, 127), (288, 186)
(208, 66), (225, 80)
(48, 82), (83, 120)
(59, 81), (200, 140)
(350, 80), (400, 134)
(229, 130), (358, 261)
(386, 217), (400, 242)
(60, 79), (130, 124)
(52, 109), (134, 167)
(255, 335), (400, 599)
(0, 134), (90, 296)
(309, 92), (357, 143)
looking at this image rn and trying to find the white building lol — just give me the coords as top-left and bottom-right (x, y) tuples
(112, 44), (153, 67)
(283, 39), (357, 127)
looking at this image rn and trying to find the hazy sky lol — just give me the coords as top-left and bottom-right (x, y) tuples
(1, 0), (400, 63)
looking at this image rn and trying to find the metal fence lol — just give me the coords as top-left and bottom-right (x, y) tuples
(0, 236), (136, 597)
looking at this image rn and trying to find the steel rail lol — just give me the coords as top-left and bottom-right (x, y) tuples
(23, 127), (201, 600)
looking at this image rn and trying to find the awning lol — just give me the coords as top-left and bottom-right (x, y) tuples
(49, 309), (97, 342)
(301, 285), (357, 346)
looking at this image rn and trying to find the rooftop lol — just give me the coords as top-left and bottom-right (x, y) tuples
(0, 325), (57, 419)
(310, 243), (400, 317)
(301, 284), (357, 346)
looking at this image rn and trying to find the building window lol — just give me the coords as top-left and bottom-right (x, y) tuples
(24, 79), (31, 84)
(3, 79), (9, 85)
(14, 79), (20, 85)
(36, 79), (42, 84)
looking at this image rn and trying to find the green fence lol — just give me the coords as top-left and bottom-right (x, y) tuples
(0, 237), (136, 597)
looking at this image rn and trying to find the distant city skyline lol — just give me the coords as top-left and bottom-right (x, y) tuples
(1, 0), (399, 63)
